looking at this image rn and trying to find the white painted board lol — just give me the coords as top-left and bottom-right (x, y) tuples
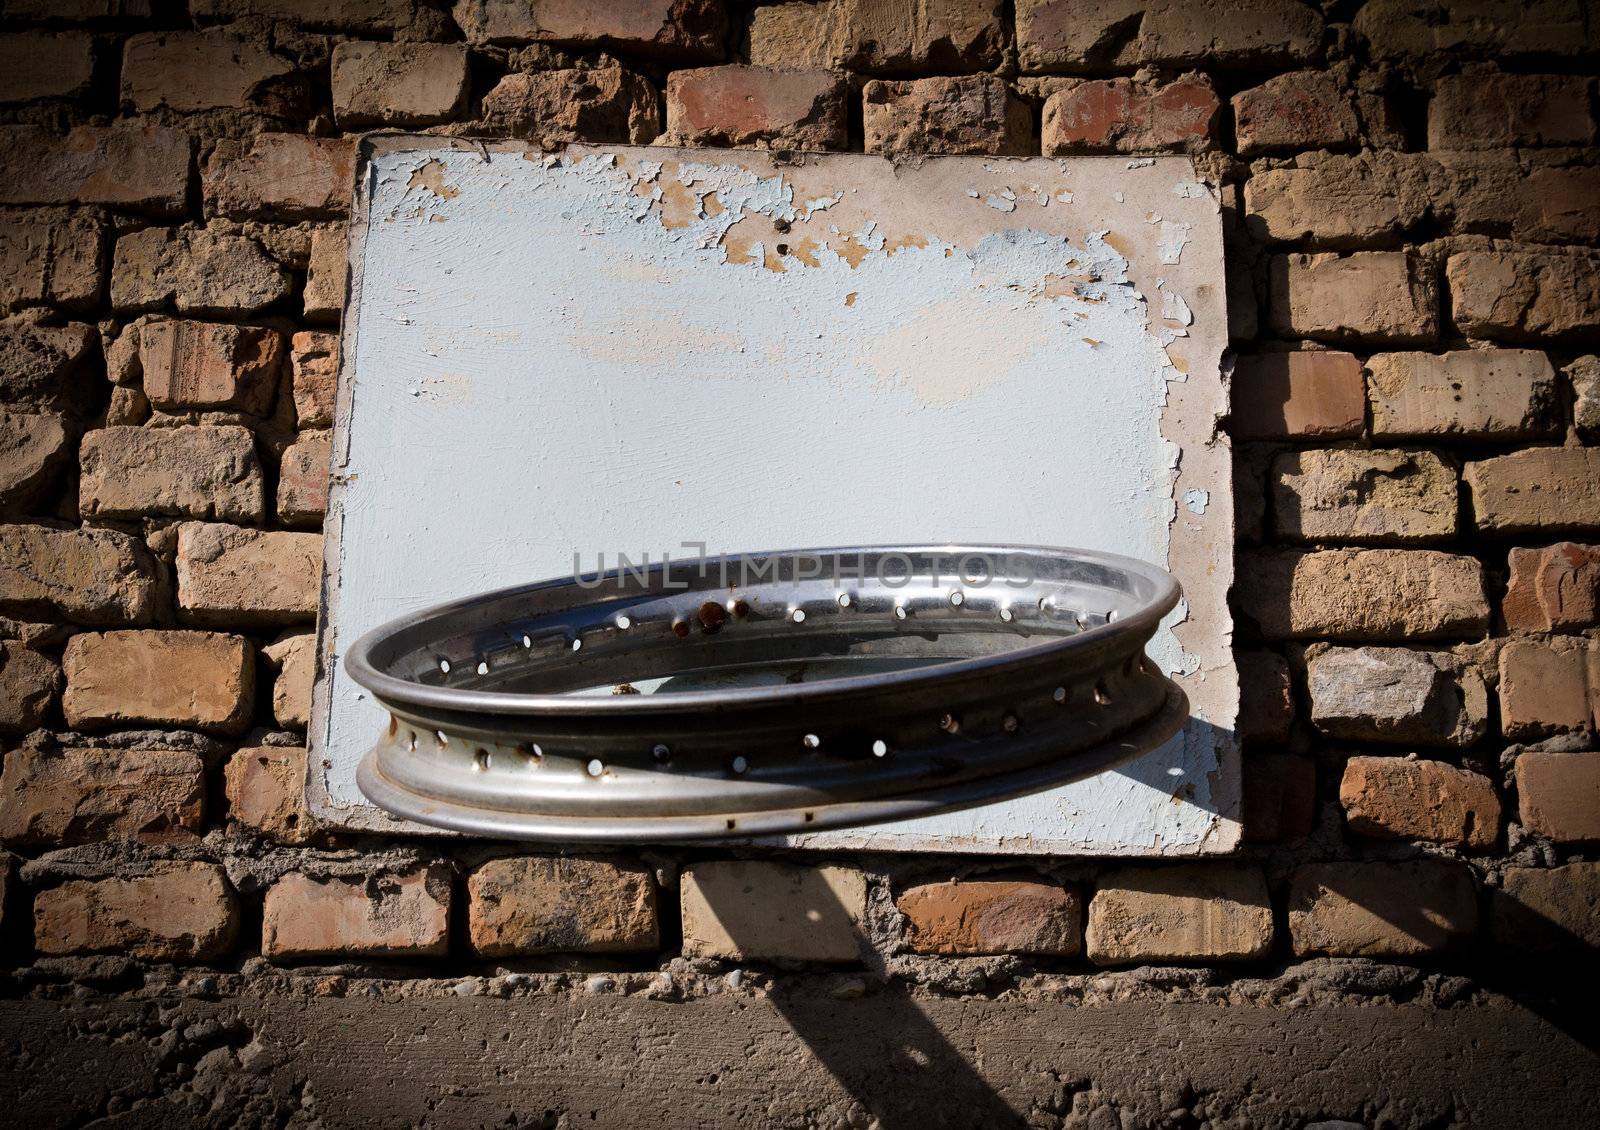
(310, 139), (1239, 855)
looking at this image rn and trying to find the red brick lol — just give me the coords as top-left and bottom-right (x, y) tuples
(1288, 860), (1476, 957)
(480, 67), (661, 146)
(34, 861), (238, 962)
(1463, 448), (1600, 535)
(138, 319), (284, 415)
(1498, 638), (1594, 740)
(290, 332), (338, 428)
(1367, 349), (1558, 441)
(1339, 755), (1500, 851)
(1043, 75), (1218, 154)
(262, 867), (451, 959)
(121, 29), (301, 116)
(467, 856), (658, 957)
(0, 746), (204, 847)
(62, 629), (254, 734)
(330, 41), (470, 128)
(1516, 750), (1600, 844)
(1236, 648), (1293, 744)
(897, 879), (1081, 956)
(1241, 753), (1316, 842)
(666, 66), (847, 151)
(0, 123), (190, 214)
(1503, 543), (1600, 632)
(203, 133), (354, 220)
(454, 0), (728, 61)
(1235, 549), (1488, 641)
(0, 641), (57, 734)
(1448, 251), (1600, 343)
(175, 523), (322, 628)
(80, 425), (266, 524)
(277, 430), (330, 527)
(0, 212), (105, 313)
(1086, 865), (1273, 964)
(1428, 71), (1594, 150)
(864, 75), (1030, 156)
(0, 33), (94, 103)
(1271, 449), (1457, 544)
(1494, 863), (1600, 953)
(1232, 70), (1359, 156)
(1270, 251), (1438, 344)
(224, 745), (313, 843)
(1229, 351), (1364, 439)
(0, 523), (159, 626)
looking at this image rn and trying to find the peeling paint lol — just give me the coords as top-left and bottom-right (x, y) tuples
(312, 141), (1237, 856)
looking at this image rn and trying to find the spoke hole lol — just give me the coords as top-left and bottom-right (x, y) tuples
(438, 658), (451, 675)
(616, 614), (632, 630)
(435, 730), (448, 748)
(1094, 682), (1111, 706)
(586, 758), (604, 777)
(790, 608), (806, 624)
(1053, 685), (1067, 704)
(731, 755), (749, 774)
(476, 660), (488, 676)
(871, 739), (888, 757)
(802, 733), (821, 749)
(474, 749), (491, 772)
(652, 743), (672, 764)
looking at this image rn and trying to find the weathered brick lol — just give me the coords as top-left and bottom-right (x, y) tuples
(1519, 164), (1600, 243)
(1270, 251), (1438, 344)
(1308, 646), (1488, 747)
(1241, 753), (1316, 842)
(1339, 755), (1500, 850)
(1517, 750), (1600, 843)
(747, 0), (1003, 73)
(1463, 448), (1600, 535)
(203, 134), (353, 221)
(1017, 0), (1321, 71)
(80, 425), (265, 523)
(479, 67), (660, 146)
(665, 66), (847, 151)
(262, 867), (450, 959)
(1236, 648), (1293, 744)
(1447, 251), (1600, 342)
(681, 861), (867, 963)
(0, 410), (70, 516)
(1503, 543), (1600, 632)
(0, 746), (204, 847)
(0, 212), (105, 313)
(277, 430), (330, 527)
(1288, 861), (1476, 958)
(62, 629), (254, 734)
(864, 75), (1029, 156)
(1232, 71), (1359, 156)
(1042, 75), (1217, 154)
(6, 0), (151, 15)
(224, 745), (313, 843)
(1245, 152), (1430, 247)
(290, 332), (338, 428)
(1494, 863), (1600, 953)
(1367, 349), (1557, 441)
(34, 861), (238, 962)
(1236, 549), (1489, 641)
(1086, 865), (1273, 965)
(455, 0), (727, 60)
(112, 227), (292, 317)
(1498, 638), (1594, 740)
(191, 0), (414, 33)
(1229, 351), (1364, 439)
(176, 523), (321, 628)
(0, 124), (190, 214)
(0, 320), (95, 410)
(0, 33), (94, 103)
(105, 386), (150, 426)
(0, 640), (57, 734)
(0, 524), (158, 626)
(303, 227), (346, 322)
(898, 879), (1081, 956)
(121, 29), (300, 116)
(1570, 356), (1600, 435)
(1271, 449), (1457, 544)
(468, 856), (659, 957)
(330, 41), (470, 128)
(264, 631), (314, 729)
(1356, 0), (1600, 58)
(1428, 71), (1594, 150)
(138, 319), (284, 415)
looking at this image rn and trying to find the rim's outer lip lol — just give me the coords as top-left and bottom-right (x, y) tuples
(344, 543), (1181, 717)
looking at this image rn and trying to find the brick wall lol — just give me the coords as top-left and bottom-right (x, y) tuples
(0, 0), (1597, 1049)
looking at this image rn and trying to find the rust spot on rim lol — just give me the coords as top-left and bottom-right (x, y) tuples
(698, 600), (728, 634)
